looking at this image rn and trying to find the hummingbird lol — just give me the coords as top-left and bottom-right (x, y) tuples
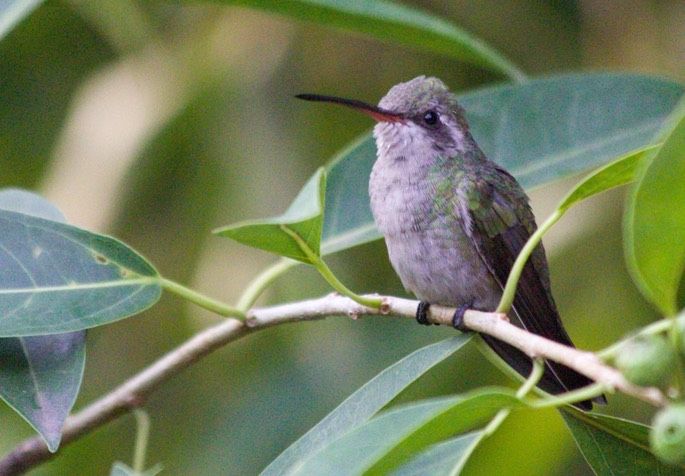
(297, 76), (604, 410)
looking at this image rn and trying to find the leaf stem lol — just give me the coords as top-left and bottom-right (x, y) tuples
(280, 225), (383, 309)
(314, 256), (383, 309)
(517, 358), (545, 398)
(161, 278), (245, 319)
(132, 409), (150, 474)
(236, 258), (299, 312)
(497, 210), (562, 313)
(483, 359), (545, 436)
(529, 382), (607, 409)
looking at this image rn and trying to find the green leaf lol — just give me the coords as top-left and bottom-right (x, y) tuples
(562, 410), (685, 475)
(261, 336), (472, 476)
(321, 73), (685, 255)
(216, 168), (377, 306)
(0, 202), (161, 336)
(218, 0), (524, 80)
(390, 432), (482, 476)
(625, 108), (685, 316)
(558, 146), (656, 213)
(288, 389), (518, 475)
(0, 0), (43, 41)
(363, 390), (515, 476)
(215, 167), (326, 263)
(0, 334), (85, 452)
(0, 190), (85, 451)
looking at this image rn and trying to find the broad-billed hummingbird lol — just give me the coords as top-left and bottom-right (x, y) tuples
(297, 76), (604, 410)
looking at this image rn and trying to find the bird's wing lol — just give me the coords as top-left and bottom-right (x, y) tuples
(462, 173), (567, 338)
(459, 167), (596, 408)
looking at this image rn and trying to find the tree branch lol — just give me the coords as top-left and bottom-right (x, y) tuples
(0, 294), (666, 475)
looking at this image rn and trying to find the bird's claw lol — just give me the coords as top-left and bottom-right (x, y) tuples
(451, 301), (473, 332)
(415, 301), (433, 326)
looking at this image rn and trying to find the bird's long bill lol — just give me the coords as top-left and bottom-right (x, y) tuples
(295, 94), (404, 123)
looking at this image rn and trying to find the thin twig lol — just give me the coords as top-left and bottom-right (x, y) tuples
(0, 294), (665, 475)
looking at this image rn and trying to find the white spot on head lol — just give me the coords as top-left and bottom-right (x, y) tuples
(32, 246), (43, 259)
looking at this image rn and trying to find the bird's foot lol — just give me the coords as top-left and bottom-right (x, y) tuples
(415, 301), (435, 326)
(452, 300), (473, 332)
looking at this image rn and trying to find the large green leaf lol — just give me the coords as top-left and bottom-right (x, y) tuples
(625, 108), (685, 316)
(562, 410), (685, 475)
(215, 168), (326, 263)
(0, 190), (86, 451)
(0, 0), (43, 41)
(0, 203), (161, 336)
(218, 0), (524, 80)
(288, 389), (518, 475)
(262, 336), (472, 475)
(321, 73), (684, 255)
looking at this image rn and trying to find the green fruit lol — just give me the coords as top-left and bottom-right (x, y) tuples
(650, 404), (685, 466)
(614, 335), (676, 387)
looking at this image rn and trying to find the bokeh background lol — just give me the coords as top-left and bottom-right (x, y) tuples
(0, 1), (683, 474)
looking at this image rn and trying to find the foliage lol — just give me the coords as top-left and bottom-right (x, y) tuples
(0, 0), (684, 475)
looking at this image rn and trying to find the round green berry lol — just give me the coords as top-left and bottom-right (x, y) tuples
(650, 404), (685, 466)
(614, 335), (676, 387)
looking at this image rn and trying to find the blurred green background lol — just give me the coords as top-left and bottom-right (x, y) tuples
(0, 1), (683, 474)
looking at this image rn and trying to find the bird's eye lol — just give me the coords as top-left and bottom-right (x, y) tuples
(423, 110), (439, 126)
